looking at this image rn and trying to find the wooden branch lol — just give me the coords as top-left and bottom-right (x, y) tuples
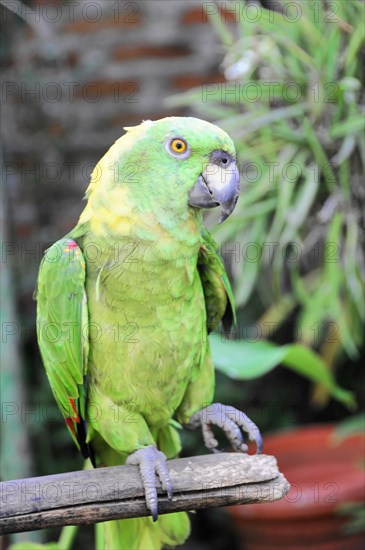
(0, 453), (289, 535)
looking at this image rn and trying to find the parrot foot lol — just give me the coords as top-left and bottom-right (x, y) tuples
(126, 445), (173, 521)
(187, 402), (263, 454)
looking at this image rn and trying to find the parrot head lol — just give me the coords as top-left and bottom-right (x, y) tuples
(128, 117), (240, 224)
(84, 116), (240, 229)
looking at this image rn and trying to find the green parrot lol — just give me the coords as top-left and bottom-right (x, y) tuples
(36, 117), (262, 549)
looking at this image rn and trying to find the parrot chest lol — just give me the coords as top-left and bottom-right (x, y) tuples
(85, 237), (206, 426)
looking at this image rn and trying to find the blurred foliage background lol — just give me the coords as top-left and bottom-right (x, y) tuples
(1, 1), (364, 549)
(168, 0), (364, 407)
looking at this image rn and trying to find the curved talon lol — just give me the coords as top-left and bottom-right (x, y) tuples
(254, 430), (263, 454)
(224, 407), (263, 454)
(188, 403), (263, 454)
(211, 447), (223, 454)
(155, 460), (173, 500)
(126, 445), (172, 521)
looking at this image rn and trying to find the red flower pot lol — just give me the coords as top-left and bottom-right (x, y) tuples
(228, 424), (365, 550)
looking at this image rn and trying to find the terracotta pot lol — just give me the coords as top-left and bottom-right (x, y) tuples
(228, 424), (365, 550)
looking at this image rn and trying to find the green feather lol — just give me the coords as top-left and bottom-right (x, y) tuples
(36, 117), (238, 548)
(36, 238), (90, 455)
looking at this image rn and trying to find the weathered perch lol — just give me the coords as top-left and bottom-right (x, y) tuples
(0, 453), (289, 535)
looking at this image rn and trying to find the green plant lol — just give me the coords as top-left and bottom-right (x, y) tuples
(167, 0), (365, 404)
(209, 333), (354, 406)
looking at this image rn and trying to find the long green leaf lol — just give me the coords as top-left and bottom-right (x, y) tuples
(330, 116), (365, 139)
(210, 335), (355, 407)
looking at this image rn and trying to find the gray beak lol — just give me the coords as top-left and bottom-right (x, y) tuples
(188, 153), (240, 223)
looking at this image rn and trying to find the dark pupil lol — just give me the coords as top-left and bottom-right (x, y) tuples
(176, 142), (182, 149)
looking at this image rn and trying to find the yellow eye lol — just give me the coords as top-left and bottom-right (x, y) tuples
(170, 138), (187, 154)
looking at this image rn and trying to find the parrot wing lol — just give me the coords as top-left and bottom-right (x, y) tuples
(35, 238), (91, 459)
(198, 226), (236, 335)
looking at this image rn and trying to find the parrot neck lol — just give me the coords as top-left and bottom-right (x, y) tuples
(72, 210), (203, 305)
(73, 202), (204, 284)
(77, 190), (203, 250)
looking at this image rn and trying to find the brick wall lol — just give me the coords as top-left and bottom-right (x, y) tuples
(1, 0), (233, 325)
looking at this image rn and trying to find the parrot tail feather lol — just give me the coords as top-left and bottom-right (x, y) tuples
(99, 513), (190, 550)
